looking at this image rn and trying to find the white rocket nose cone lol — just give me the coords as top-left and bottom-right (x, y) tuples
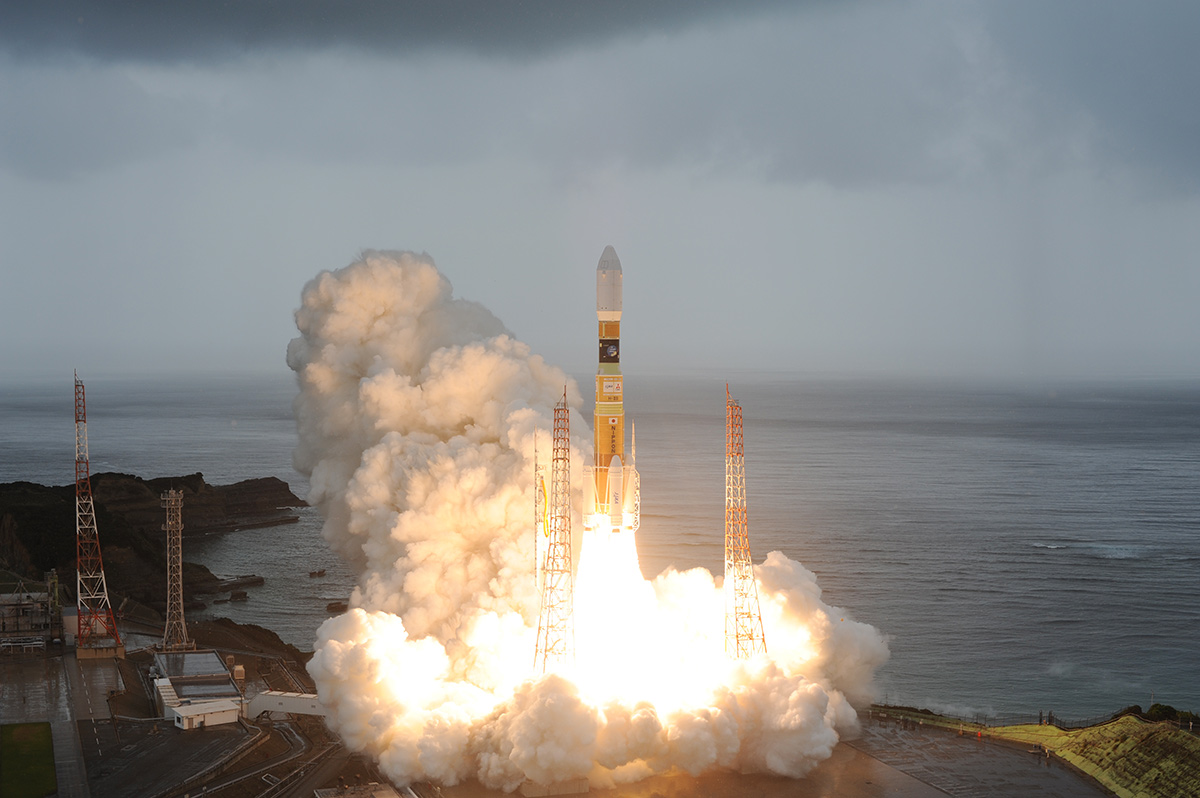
(597, 245), (622, 272)
(596, 245), (623, 320)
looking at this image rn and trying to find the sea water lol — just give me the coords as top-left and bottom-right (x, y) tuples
(634, 375), (1200, 721)
(2, 371), (1198, 719)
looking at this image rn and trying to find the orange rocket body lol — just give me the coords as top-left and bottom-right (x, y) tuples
(584, 246), (640, 534)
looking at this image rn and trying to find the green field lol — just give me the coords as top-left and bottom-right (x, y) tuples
(0, 723), (57, 798)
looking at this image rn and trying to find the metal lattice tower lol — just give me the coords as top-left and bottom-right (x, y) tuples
(161, 489), (193, 651)
(534, 390), (575, 675)
(724, 384), (766, 659)
(74, 373), (122, 652)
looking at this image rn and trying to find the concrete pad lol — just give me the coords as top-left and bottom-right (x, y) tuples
(71, 656), (123, 721)
(83, 719), (250, 797)
(0, 653), (73, 724)
(850, 716), (1110, 797)
(440, 743), (944, 798)
(438, 717), (1112, 798)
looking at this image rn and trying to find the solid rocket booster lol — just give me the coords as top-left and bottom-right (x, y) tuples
(585, 245), (640, 533)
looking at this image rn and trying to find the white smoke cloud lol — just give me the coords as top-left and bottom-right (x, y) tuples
(289, 250), (889, 791)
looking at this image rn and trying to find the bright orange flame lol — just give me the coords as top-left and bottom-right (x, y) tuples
(570, 526), (744, 712)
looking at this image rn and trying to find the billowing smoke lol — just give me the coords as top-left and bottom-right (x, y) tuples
(287, 251), (889, 791)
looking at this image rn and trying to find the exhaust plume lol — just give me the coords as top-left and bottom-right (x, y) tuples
(288, 250), (888, 791)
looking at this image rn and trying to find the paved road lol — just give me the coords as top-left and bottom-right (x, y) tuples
(202, 721), (311, 793)
(67, 653), (122, 762)
(50, 719), (91, 798)
(274, 744), (351, 797)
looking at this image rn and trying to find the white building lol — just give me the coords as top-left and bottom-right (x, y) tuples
(151, 649), (243, 727)
(170, 698), (242, 730)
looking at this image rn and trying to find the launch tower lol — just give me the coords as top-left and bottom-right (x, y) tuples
(161, 489), (193, 651)
(534, 390), (575, 674)
(74, 373), (123, 657)
(583, 245), (640, 534)
(724, 385), (766, 659)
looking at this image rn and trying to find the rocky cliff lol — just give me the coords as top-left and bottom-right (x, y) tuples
(0, 472), (305, 608)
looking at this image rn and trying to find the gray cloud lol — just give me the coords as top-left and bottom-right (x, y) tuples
(0, 0), (795, 63)
(0, 66), (203, 179)
(4, 1), (1196, 195)
(984, 0), (1200, 193)
(2, 1), (1198, 382)
(2, 4), (992, 187)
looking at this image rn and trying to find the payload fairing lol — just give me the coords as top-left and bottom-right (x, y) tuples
(584, 246), (640, 534)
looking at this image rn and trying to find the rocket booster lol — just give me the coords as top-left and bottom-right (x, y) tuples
(584, 245), (640, 533)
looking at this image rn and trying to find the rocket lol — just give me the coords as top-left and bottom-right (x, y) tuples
(584, 245), (640, 534)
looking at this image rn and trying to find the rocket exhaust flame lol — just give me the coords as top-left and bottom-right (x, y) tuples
(290, 250), (888, 792)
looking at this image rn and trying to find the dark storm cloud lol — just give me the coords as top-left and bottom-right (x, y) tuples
(0, 0), (795, 62)
(984, 0), (1200, 192)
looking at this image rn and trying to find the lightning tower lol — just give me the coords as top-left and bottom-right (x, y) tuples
(534, 389), (574, 674)
(74, 373), (123, 656)
(161, 489), (193, 651)
(724, 385), (766, 659)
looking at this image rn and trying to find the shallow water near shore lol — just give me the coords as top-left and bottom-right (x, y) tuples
(3, 371), (1198, 719)
(184, 506), (359, 646)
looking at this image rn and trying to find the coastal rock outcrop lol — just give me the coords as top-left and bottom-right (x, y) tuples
(0, 473), (304, 608)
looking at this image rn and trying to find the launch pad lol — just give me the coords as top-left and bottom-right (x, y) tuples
(533, 246), (766, 685)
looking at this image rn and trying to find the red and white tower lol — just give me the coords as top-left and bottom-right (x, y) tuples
(74, 373), (123, 656)
(534, 390), (575, 675)
(724, 385), (766, 659)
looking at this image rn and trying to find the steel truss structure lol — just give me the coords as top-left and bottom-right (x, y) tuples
(534, 390), (575, 675)
(74, 373), (122, 652)
(724, 385), (767, 659)
(161, 489), (193, 651)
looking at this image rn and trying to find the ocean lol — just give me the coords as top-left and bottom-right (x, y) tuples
(2, 371), (1198, 720)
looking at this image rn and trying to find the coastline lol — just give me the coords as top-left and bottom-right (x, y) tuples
(0, 473), (306, 618)
(869, 704), (1200, 798)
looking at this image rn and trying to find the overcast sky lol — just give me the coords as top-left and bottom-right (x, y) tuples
(2, 0), (1198, 381)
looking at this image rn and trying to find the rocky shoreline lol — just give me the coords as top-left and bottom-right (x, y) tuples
(0, 472), (305, 613)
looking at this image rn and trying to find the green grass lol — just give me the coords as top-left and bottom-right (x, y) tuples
(0, 723), (57, 798)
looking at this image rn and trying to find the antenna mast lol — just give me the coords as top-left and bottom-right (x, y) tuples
(724, 384), (766, 659)
(74, 373), (123, 656)
(534, 389), (575, 675)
